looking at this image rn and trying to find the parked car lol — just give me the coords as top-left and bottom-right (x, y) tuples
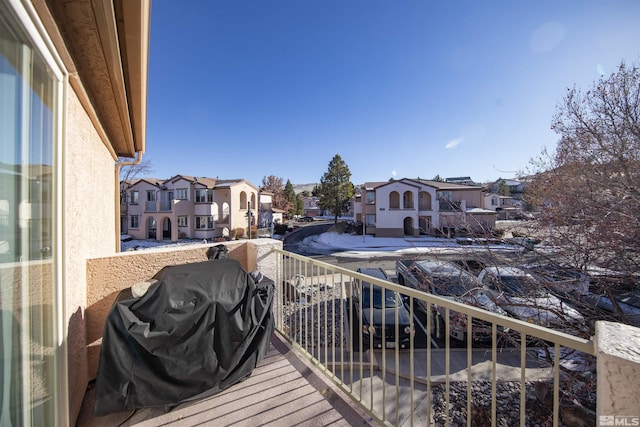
(297, 216), (314, 222)
(352, 268), (413, 349)
(581, 290), (640, 327)
(396, 260), (508, 342)
(521, 262), (590, 299)
(477, 266), (585, 331)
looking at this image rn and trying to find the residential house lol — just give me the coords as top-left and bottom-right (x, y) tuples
(445, 176), (478, 185)
(124, 175), (260, 241)
(1, 0), (151, 424)
(482, 191), (525, 220)
(258, 191), (273, 229)
(301, 195), (321, 217)
(353, 179), (496, 237)
(271, 207), (285, 224)
(486, 178), (528, 198)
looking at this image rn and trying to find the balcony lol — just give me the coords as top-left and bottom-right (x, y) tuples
(77, 240), (640, 426)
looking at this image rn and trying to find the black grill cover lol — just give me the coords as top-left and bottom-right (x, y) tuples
(94, 259), (274, 416)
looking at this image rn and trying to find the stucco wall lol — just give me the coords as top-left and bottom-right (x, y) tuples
(64, 86), (118, 422)
(595, 322), (640, 417)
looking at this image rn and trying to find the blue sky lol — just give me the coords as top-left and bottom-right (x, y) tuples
(145, 0), (640, 187)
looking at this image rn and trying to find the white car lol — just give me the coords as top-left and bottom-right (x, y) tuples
(477, 266), (585, 330)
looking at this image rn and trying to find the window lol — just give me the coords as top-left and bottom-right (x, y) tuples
(366, 191), (375, 204)
(492, 197), (498, 206)
(196, 216), (214, 229)
(175, 188), (188, 200)
(365, 214), (376, 226)
(389, 191), (400, 209)
(403, 191), (414, 209)
(130, 190), (139, 204)
(439, 191), (452, 201)
(207, 191), (213, 203)
(195, 189), (207, 203)
(222, 202), (230, 222)
(240, 191), (248, 209)
(1, 1), (63, 423)
(177, 216), (187, 227)
(130, 215), (139, 228)
(146, 191), (155, 202)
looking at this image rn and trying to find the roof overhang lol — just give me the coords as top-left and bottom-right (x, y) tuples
(42, 0), (150, 157)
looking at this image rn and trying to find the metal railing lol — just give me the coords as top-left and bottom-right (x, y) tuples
(271, 249), (596, 427)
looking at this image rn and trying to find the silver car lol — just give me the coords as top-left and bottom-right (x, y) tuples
(477, 266), (585, 331)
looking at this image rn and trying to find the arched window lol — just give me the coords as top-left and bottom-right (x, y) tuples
(419, 191), (431, 210)
(212, 202), (219, 221)
(222, 202), (230, 222)
(239, 191), (247, 209)
(389, 191), (400, 209)
(403, 191), (414, 209)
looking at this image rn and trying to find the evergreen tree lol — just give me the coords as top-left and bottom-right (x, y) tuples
(317, 154), (355, 224)
(497, 179), (511, 196)
(284, 180), (297, 217)
(295, 194), (305, 216)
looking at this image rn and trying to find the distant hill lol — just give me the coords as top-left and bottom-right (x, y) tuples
(293, 183), (318, 195)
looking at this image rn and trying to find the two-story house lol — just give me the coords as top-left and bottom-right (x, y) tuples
(301, 195), (321, 217)
(123, 175), (260, 241)
(353, 179), (496, 237)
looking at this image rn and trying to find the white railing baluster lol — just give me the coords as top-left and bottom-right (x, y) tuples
(271, 249), (597, 427)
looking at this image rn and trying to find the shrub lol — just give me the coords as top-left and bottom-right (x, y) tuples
(234, 227), (245, 239)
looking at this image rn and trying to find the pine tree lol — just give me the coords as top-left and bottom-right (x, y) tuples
(317, 154), (355, 224)
(284, 180), (297, 217)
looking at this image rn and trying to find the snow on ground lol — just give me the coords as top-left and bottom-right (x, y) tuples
(295, 232), (525, 258)
(120, 231), (528, 258)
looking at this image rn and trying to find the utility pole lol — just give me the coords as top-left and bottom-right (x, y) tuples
(247, 201), (251, 239)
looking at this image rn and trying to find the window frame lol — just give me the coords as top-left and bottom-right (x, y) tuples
(2, 0), (68, 424)
(196, 216), (213, 229)
(195, 189), (207, 203)
(175, 188), (188, 200)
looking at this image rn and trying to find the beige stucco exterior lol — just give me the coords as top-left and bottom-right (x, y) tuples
(64, 83), (120, 420)
(355, 178), (494, 237)
(595, 322), (640, 418)
(124, 176), (260, 241)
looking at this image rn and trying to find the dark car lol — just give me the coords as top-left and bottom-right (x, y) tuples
(353, 268), (413, 349)
(297, 216), (314, 222)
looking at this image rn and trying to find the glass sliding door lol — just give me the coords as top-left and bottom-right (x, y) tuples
(0, 1), (63, 425)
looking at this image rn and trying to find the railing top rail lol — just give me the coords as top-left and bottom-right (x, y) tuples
(273, 248), (595, 355)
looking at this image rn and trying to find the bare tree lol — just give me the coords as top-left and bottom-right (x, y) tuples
(119, 158), (154, 219)
(526, 61), (640, 283)
(260, 175), (289, 211)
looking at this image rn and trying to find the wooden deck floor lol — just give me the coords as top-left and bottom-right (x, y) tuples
(76, 334), (373, 427)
